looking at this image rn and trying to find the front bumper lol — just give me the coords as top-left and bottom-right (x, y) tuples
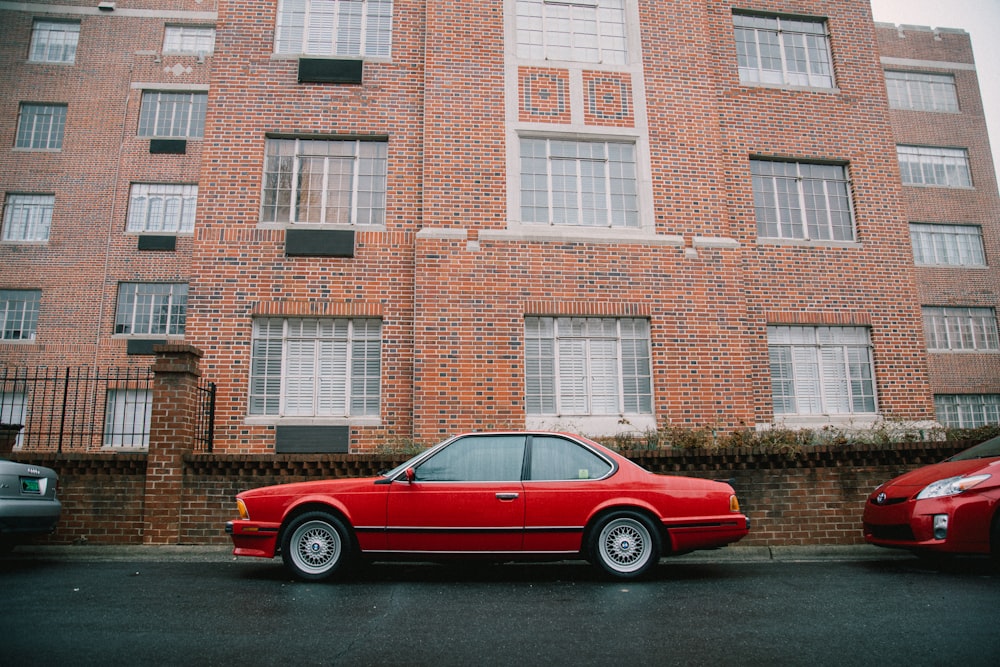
(226, 519), (281, 559)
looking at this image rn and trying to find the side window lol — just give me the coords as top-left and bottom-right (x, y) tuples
(529, 436), (612, 480)
(415, 435), (526, 482)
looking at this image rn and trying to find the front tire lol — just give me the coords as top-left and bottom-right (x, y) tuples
(588, 511), (660, 579)
(280, 512), (353, 581)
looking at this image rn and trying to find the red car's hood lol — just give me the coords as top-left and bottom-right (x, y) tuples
(880, 457), (1000, 491)
(240, 476), (383, 498)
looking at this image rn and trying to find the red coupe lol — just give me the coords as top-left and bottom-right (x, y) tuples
(863, 435), (1000, 560)
(227, 431), (750, 580)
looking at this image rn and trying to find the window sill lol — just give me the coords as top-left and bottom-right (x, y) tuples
(737, 81), (840, 95)
(245, 416), (381, 427)
(526, 414), (656, 437)
(487, 225), (683, 247)
(756, 238), (861, 249)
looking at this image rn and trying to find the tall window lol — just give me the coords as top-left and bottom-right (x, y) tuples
(163, 25), (216, 55)
(1, 290), (42, 341)
(516, 0), (628, 65)
(897, 145), (972, 188)
(521, 138), (639, 227)
(104, 389), (152, 448)
(923, 307), (999, 352)
(127, 184), (198, 234)
(525, 317), (652, 416)
(137, 91), (207, 139)
(275, 0), (393, 57)
(114, 283), (188, 336)
(3, 194), (53, 242)
(935, 395), (1000, 428)
(29, 20), (80, 64)
(250, 318), (382, 417)
(751, 160), (854, 241)
(769, 326), (876, 416)
(15, 104), (67, 150)
(910, 223), (986, 267)
(734, 13), (834, 88)
(885, 70), (958, 113)
(261, 138), (387, 225)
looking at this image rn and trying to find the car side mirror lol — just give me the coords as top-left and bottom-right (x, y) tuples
(405, 467), (415, 483)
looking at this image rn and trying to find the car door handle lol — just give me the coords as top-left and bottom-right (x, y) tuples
(495, 493), (519, 501)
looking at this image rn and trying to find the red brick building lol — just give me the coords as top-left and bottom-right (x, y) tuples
(2, 1), (997, 454)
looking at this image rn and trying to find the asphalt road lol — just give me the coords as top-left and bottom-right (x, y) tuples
(2, 546), (998, 667)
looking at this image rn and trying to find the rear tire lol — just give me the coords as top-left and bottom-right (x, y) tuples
(588, 511), (660, 579)
(280, 511), (354, 582)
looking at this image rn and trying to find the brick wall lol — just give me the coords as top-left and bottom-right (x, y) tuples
(13, 441), (969, 548)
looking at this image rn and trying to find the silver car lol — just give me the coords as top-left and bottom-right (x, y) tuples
(0, 458), (61, 551)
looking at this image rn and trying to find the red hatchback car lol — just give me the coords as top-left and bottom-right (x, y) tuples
(227, 431), (749, 580)
(863, 435), (1000, 560)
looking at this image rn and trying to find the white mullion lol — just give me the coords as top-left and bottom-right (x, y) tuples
(344, 321), (354, 415)
(546, 141), (556, 224)
(279, 320), (290, 417)
(291, 139), (302, 224)
(320, 154), (330, 225)
(350, 140), (361, 225)
(615, 320), (625, 414)
(359, 1), (369, 55)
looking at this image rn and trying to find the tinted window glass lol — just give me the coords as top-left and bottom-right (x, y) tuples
(529, 436), (612, 480)
(415, 435), (526, 481)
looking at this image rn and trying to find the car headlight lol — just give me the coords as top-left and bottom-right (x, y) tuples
(916, 474), (990, 500)
(237, 498), (249, 520)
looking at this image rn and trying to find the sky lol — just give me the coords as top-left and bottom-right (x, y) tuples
(870, 0), (1000, 174)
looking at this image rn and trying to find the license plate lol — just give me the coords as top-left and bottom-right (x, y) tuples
(20, 477), (41, 494)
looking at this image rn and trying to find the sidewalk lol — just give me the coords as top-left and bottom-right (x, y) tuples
(5, 543), (907, 563)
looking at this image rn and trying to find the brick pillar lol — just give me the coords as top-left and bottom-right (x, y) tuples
(143, 344), (203, 545)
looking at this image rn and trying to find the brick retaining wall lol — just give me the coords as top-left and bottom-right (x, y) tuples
(12, 441), (970, 549)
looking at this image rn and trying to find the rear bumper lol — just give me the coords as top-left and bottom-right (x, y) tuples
(0, 498), (61, 535)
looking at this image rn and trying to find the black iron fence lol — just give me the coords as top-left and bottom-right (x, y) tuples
(0, 367), (215, 453)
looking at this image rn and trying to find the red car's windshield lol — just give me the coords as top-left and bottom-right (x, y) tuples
(949, 435), (1000, 462)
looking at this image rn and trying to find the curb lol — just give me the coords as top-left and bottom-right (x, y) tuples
(4, 543), (906, 563)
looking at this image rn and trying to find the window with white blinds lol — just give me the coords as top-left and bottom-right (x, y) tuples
(769, 326), (876, 416)
(127, 184), (198, 234)
(516, 0), (628, 64)
(910, 223), (985, 267)
(525, 317), (651, 416)
(275, 0), (393, 57)
(250, 318), (381, 417)
(3, 194), (53, 242)
(923, 307), (999, 352)
(897, 145), (972, 188)
(935, 394), (1000, 428)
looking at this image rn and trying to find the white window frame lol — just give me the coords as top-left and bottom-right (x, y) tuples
(910, 223), (986, 267)
(520, 137), (639, 228)
(923, 307), (999, 352)
(734, 13), (834, 89)
(885, 70), (958, 113)
(751, 160), (855, 241)
(0, 391), (28, 448)
(525, 316), (653, 432)
(29, 20), (80, 64)
(274, 0), (394, 57)
(261, 138), (387, 226)
(127, 184), (198, 234)
(250, 318), (382, 419)
(163, 25), (216, 55)
(114, 283), (188, 337)
(104, 389), (152, 448)
(935, 395), (1000, 428)
(15, 104), (67, 150)
(897, 145), (972, 188)
(137, 91), (207, 139)
(3, 194), (53, 242)
(1, 290), (41, 342)
(515, 0), (628, 65)
(769, 326), (877, 418)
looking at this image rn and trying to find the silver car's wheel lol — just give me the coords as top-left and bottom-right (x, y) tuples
(280, 512), (352, 581)
(590, 512), (660, 579)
